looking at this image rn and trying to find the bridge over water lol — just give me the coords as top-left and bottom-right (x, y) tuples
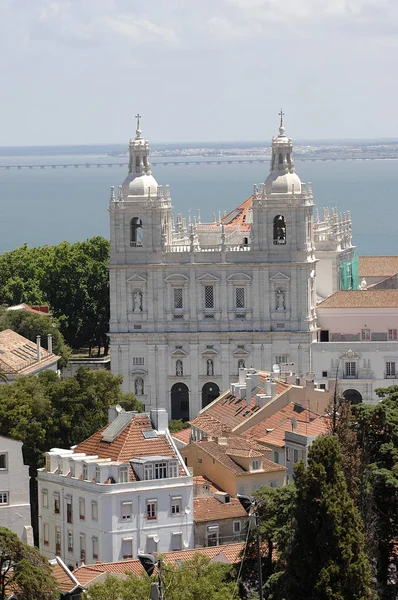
(0, 156), (394, 170)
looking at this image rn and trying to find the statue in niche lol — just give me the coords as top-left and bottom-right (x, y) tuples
(135, 377), (144, 396)
(133, 291), (142, 312)
(276, 289), (285, 311)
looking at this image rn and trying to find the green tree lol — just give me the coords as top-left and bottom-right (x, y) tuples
(0, 237), (110, 355)
(277, 435), (371, 600)
(85, 555), (234, 600)
(0, 527), (58, 600)
(168, 419), (191, 434)
(0, 308), (71, 368)
(239, 485), (296, 597)
(354, 387), (398, 600)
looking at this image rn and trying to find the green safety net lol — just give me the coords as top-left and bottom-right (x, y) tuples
(339, 252), (359, 290)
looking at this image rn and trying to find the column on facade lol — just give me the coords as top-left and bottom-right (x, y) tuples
(189, 342), (200, 415)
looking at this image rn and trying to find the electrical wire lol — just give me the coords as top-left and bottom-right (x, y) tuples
(230, 519), (252, 599)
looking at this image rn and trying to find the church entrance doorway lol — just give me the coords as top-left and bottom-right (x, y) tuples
(343, 389), (363, 405)
(202, 382), (220, 409)
(171, 383), (190, 421)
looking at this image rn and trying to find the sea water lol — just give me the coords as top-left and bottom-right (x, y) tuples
(0, 155), (396, 255)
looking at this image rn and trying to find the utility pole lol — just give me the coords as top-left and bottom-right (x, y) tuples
(237, 494), (264, 600)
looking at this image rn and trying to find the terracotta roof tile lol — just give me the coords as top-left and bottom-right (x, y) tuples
(359, 256), (398, 278)
(194, 496), (247, 522)
(221, 196), (253, 231)
(190, 372), (290, 436)
(71, 544), (244, 587)
(73, 414), (180, 480)
(318, 290), (398, 309)
(0, 329), (58, 375)
(244, 403), (330, 447)
(172, 428), (191, 444)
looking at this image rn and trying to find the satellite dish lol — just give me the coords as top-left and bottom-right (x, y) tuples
(185, 506), (191, 515)
(115, 404), (122, 413)
(272, 364), (280, 374)
(153, 535), (159, 544)
(183, 540), (189, 548)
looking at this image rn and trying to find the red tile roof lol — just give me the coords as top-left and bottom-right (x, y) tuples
(244, 403), (330, 448)
(194, 496), (247, 522)
(193, 437), (284, 475)
(50, 560), (80, 594)
(172, 428), (191, 445)
(0, 329), (58, 375)
(190, 372), (290, 436)
(68, 544), (244, 589)
(73, 414), (180, 480)
(358, 256), (398, 278)
(318, 290), (398, 309)
(221, 196), (253, 231)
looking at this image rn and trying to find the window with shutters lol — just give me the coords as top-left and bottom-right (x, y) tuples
(91, 501), (98, 521)
(95, 466), (101, 483)
(122, 539), (133, 559)
(82, 464), (88, 481)
(121, 502), (132, 521)
(79, 498), (85, 520)
(146, 500), (157, 520)
(204, 285), (214, 309)
(171, 497), (182, 515)
(54, 493), (60, 514)
(235, 287), (245, 309)
(174, 288), (183, 309)
(55, 527), (61, 556)
(42, 489), (48, 508)
(92, 537), (99, 560)
(67, 530), (73, 552)
(66, 500), (72, 523)
(80, 534), (86, 561)
(43, 523), (49, 546)
(119, 466), (129, 483)
(154, 462), (167, 479)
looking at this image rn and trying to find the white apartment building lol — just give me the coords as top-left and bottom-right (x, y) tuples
(109, 115), (355, 421)
(0, 436), (33, 544)
(38, 408), (193, 569)
(313, 289), (398, 403)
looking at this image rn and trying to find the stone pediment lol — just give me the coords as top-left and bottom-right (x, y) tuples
(201, 348), (219, 357)
(164, 273), (189, 283)
(269, 272), (291, 282)
(131, 369), (148, 375)
(170, 348), (189, 358)
(227, 273), (252, 283)
(127, 274), (147, 283)
(232, 348), (251, 358)
(197, 273), (221, 283)
(341, 349), (360, 360)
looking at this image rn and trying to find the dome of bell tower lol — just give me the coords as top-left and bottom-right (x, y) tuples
(264, 111), (302, 196)
(122, 114), (158, 199)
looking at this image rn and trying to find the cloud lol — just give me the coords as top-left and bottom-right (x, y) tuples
(101, 14), (180, 46)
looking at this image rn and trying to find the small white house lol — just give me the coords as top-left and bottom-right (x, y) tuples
(38, 408), (193, 569)
(0, 436), (33, 544)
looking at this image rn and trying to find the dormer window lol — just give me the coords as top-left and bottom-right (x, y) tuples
(70, 461), (75, 478)
(119, 466), (129, 483)
(154, 462), (167, 479)
(95, 466), (101, 483)
(83, 464), (88, 481)
(144, 464), (153, 480)
(58, 460), (63, 475)
(252, 460), (260, 471)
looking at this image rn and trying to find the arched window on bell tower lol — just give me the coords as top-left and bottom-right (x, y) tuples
(130, 218), (143, 247)
(273, 215), (286, 245)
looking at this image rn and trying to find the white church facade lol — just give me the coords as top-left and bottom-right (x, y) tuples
(109, 115), (355, 420)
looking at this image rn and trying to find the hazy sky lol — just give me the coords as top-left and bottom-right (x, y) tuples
(1, 0), (397, 145)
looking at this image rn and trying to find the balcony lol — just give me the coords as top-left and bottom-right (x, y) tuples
(384, 372), (396, 379)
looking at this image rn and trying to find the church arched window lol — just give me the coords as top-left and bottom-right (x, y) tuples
(176, 360), (183, 377)
(273, 215), (286, 245)
(134, 377), (144, 396)
(206, 359), (214, 376)
(136, 156), (140, 168)
(278, 153), (283, 165)
(130, 218), (143, 247)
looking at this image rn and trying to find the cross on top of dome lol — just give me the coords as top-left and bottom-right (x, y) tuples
(135, 113), (142, 139)
(278, 109), (286, 136)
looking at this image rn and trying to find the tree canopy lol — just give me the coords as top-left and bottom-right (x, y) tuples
(0, 527), (58, 600)
(0, 237), (110, 355)
(0, 368), (141, 474)
(85, 555), (235, 600)
(275, 435), (371, 600)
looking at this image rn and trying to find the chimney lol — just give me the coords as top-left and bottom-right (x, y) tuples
(264, 379), (272, 397)
(47, 334), (53, 354)
(245, 376), (253, 405)
(217, 437), (228, 445)
(239, 368), (247, 385)
(108, 406), (119, 424)
(36, 335), (41, 361)
(150, 408), (169, 432)
(271, 381), (277, 398)
(256, 394), (268, 408)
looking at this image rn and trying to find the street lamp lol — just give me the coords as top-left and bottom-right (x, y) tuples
(237, 494), (264, 600)
(137, 553), (165, 600)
